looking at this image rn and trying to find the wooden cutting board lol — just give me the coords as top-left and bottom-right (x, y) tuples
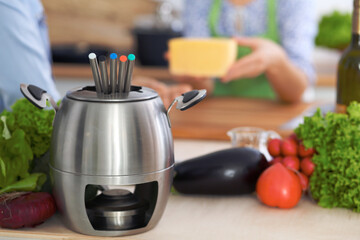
(171, 97), (312, 140)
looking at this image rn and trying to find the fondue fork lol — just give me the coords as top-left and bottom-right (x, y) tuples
(99, 55), (109, 94)
(109, 53), (118, 94)
(118, 55), (128, 93)
(123, 54), (135, 93)
(88, 53), (102, 94)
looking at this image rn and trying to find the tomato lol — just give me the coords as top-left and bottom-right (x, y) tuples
(282, 156), (300, 170)
(300, 157), (315, 176)
(281, 138), (298, 156)
(297, 172), (309, 191)
(288, 133), (299, 143)
(256, 163), (302, 209)
(267, 139), (281, 157)
(269, 156), (282, 165)
(298, 143), (315, 158)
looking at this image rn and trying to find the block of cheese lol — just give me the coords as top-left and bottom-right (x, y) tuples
(169, 38), (237, 77)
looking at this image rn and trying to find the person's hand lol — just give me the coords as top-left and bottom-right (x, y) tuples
(222, 37), (287, 82)
(132, 76), (192, 107)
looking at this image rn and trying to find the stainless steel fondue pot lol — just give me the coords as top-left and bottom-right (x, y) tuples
(20, 83), (206, 237)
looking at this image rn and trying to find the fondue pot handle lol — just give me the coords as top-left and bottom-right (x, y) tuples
(166, 89), (207, 128)
(20, 84), (58, 112)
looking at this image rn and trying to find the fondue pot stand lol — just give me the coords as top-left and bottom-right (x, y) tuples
(20, 84), (206, 237)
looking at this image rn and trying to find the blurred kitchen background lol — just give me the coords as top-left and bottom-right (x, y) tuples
(46, 0), (353, 101)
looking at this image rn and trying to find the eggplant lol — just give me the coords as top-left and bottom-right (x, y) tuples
(173, 147), (268, 195)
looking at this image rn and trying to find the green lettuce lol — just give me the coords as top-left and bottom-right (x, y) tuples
(0, 173), (46, 194)
(316, 11), (352, 50)
(295, 102), (360, 211)
(0, 99), (54, 193)
(0, 127), (32, 188)
(1, 99), (55, 158)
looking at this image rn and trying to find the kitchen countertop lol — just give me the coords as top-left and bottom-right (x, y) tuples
(170, 97), (317, 139)
(1, 139), (360, 240)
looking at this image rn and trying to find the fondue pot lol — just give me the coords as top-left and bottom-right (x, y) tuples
(20, 83), (206, 237)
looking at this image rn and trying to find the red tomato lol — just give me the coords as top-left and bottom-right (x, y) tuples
(288, 133), (299, 143)
(300, 157), (315, 176)
(267, 139), (281, 157)
(270, 156), (283, 165)
(297, 172), (309, 191)
(298, 143), (315, 158)
(256, 163), (302, 209)
(282, 156), (300, 170)
(281, 138), (298, 156)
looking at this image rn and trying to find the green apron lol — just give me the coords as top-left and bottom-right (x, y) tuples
(208, 0), (279, 99)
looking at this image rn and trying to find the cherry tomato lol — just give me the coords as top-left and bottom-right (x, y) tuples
(256, 163), (302, 209)
(282, 156), (300, 170)
(267, 139), (281, 157)
(288, 133), (299, 143)
(269, 156), (282, 165)
(297, 172), (309, 191)
(298, 143), (315, 158)
(281, 138), (298, 156)
(300, 157), (315, 176)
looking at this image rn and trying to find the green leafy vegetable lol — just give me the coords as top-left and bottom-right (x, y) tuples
(0, 128), (32, 188)
(1, 99), (55, 158)
(295, 102), (360, 211)
(0, 173), (46, 194)
(0, 99), (54, 193)
(1, 116), (11, 140)
(316, 11), (352, 50)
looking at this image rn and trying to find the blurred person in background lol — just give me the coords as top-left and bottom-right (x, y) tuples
(0, 0), (190, 111)
(0, 0), (60, 112)
(174, 0), (317, 103)
(0, 0), (314, 108)
(133, 76), (192, 107)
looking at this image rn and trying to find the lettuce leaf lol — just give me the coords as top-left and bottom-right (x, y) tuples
(295, 102), (360, 211)
(0, 173), (46, 194)
(1, 99), (55, 158)
(0, 128), (33, 188)
(0, 98), (54, 193)
(316, 11), (351, 50)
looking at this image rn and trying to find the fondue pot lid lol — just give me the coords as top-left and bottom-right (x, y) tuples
(66, 85), (158, 102)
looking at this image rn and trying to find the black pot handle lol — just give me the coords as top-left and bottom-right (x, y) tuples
(20, 84), (58, 112)
(166, 89), (207, 128)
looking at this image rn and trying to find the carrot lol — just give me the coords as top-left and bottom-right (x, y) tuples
(0, 192), (56, 229)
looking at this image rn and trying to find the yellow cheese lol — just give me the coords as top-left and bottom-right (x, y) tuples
(169, 38), (237, 77)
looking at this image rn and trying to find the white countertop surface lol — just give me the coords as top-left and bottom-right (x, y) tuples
(2, 139), (360, 240)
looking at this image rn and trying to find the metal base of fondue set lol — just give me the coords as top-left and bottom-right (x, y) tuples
(51, 167), (173, 237)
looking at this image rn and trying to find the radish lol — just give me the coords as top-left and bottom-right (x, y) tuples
(0, 192), (56, 229)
